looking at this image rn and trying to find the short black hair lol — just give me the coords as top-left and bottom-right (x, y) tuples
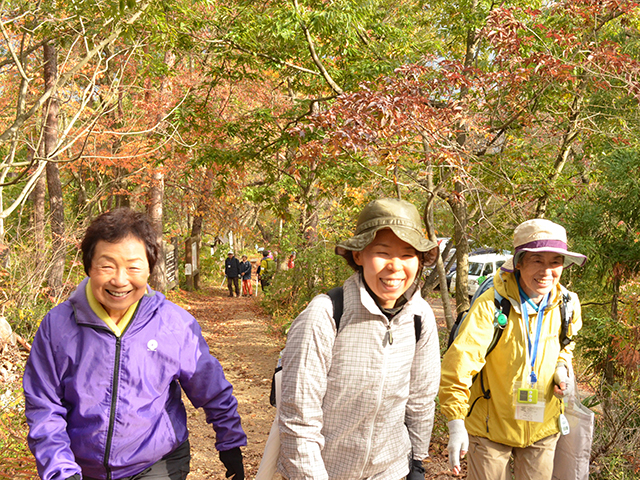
(81, 208), (159, 275)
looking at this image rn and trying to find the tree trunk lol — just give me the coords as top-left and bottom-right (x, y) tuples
(423, 209), (455, 329)
(191, 213), (203, 239)
(451, 180), (470, 314)
(302, 203), (319, 245)
(420, 150), (455, 328)
(146, 50), (176, 291)
(44, 41), (65, 297)
(536, 93), (583, 218)
(32, 169), (46, 266)
(444, 19), (480, 318)
(147, 170), (166, 291)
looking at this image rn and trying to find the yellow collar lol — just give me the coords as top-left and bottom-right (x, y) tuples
(86, 279), (139, 337)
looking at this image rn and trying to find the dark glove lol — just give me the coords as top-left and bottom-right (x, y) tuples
(219, 447), (244, 480)
(407, 458), (426, 480)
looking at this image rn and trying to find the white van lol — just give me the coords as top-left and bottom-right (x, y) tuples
(450, 253), (510, 296)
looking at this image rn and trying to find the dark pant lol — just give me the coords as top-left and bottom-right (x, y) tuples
(227, 276), (240, 296)
(260, 275), (272, 291)
(84, 440), (191, 480)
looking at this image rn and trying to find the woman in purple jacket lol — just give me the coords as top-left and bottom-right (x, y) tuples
(23, 208), (247, 480)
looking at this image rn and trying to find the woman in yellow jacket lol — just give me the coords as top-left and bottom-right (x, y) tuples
(440, 219), (586, 480)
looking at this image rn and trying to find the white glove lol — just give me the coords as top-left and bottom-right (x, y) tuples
(553, 364), (575, 399)
(447, 419), (469, 474)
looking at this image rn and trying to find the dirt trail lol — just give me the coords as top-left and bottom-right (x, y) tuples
(173, 286), (459, 479)
(173, 287), (284, 479)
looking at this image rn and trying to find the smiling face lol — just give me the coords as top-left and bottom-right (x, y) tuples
(89, 235), (150, 321)
(516, 251), (564, 304)
(352, 229), (420, 308)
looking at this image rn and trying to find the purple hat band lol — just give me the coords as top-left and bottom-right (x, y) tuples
(515, 239), (568, 253)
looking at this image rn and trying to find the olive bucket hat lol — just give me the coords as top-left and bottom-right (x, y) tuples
(335, 198), (438, 268)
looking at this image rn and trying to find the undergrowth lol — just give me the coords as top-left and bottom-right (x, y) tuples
(0, 372), (37, 479)
(258, 242), (352, 335)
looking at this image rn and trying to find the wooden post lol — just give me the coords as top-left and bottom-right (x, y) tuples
(185, 236), (200, 291)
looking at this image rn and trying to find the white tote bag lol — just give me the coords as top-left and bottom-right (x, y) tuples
(255, 370), (282, 480)
(552, 366), (594, 480)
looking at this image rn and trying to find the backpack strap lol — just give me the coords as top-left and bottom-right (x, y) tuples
(559, 286), (574, 348)
(485, 290), (511, 357)
(468, 288), (511, 416)
(327, 287), (344, 331)
(414, 315), (422, 343)
(327, 286), (421, 342)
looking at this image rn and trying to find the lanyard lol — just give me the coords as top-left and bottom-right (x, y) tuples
(520, 289), (549, 385)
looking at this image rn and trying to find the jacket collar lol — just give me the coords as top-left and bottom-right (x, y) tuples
(69, 277), (162, 333)
(496, 270), (563, 315)
(353, 273), (421, 318)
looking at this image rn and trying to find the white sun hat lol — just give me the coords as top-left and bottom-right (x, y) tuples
(501, 219), (587, 272)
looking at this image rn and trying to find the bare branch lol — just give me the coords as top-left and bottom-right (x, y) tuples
(0, 0), (152, 144)
(220, 39), (321, 76)
(292, 0), (344, 95)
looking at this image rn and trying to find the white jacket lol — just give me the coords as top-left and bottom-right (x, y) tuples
(277, 273), (441, 480)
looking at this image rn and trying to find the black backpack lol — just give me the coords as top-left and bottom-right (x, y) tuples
(269, 287), (423, 407)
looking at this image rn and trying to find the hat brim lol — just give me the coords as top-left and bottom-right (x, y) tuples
(336, 225), (437, 255)
(500, 247), (587, 272)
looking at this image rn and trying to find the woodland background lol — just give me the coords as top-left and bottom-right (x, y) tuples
(1, 0), (640, 478)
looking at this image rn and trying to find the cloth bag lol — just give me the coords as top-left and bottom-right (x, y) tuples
(255, 369), (282, 480)
(552, 365), (594, 480)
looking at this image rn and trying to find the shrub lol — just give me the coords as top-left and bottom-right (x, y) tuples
(259, 241), (352, 334)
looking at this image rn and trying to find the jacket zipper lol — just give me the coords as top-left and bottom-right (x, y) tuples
(358, 319), (392, 478)
(103, 335), (123, 480)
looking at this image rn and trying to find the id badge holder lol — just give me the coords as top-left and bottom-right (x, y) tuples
(513, 381), (545, 422)
(558, 402), (570, 435)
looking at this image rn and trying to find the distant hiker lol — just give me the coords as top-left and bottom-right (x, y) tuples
(257, 250), (275, 291)
(287, 252), (296, 269)
(440, 219), (586, 480)
(277, 198), (441, 480)
(23, 208), (246, 480)
(239, 255), (253, 297)
(225, 251), (241, 297)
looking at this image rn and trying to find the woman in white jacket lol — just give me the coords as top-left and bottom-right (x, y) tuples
(277, 198), (441, 480)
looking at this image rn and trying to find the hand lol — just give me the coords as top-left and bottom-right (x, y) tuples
(447, 419), (469, 475)
(219, 447), (244, 479)
(406, 458), (426, 480)
(554, 364), (575, 399)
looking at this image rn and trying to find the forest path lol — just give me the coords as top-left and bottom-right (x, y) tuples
(175, 286), (284, 479)
(175, 285), (459, 479)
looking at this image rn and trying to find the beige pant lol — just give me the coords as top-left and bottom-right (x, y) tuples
(467, 433), (560, 480)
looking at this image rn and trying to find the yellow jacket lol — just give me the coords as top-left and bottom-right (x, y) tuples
(439, 270), (582, 447)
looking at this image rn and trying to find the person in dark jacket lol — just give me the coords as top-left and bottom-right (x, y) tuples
(239, 255), (253, 297)
(225, 251), (241, 297)
(23, 208), (247, 480)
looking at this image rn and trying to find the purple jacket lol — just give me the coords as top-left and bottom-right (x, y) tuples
(23, 278), (247, 480)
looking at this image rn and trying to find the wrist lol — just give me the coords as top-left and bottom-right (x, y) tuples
(448, 418), (465, 429)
